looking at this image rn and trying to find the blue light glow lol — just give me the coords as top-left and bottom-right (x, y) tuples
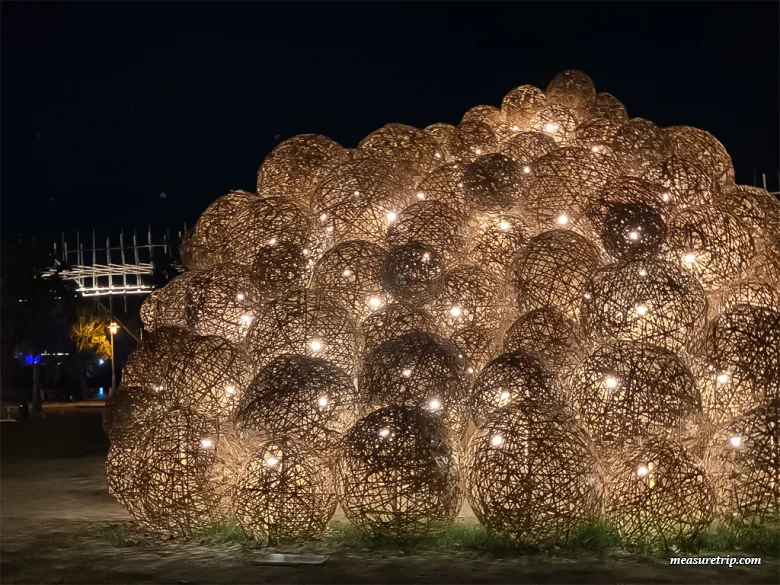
(98, 359), (105, 365)
(98, 387), (105, 397)
(24, 354), (41, 365)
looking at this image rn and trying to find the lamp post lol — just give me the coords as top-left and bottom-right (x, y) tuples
(109, 322), (119, 396)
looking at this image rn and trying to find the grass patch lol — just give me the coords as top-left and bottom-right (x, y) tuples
(86, 521), (148, 547)
(688, 521), (780, 557)
(191, 520), (258, 547)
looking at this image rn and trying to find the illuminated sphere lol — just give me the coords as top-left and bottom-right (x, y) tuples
(450, 326), (501, 374)
(573, 117), (623, 154)
(462, 104), (505, 129)
(592, 92), (628, 124)
(753, 231), (780, 286)
(567, 341), (701, 451)
(499, 131), (557, 173)
(719, 185), (780, 244)
(469, 349), (561, 425)
(250, 240), (311, 300)
(666, 125), (734, 187)
(462, 153), (525, 212)
(466, 401), (604, 546)
(429, 265), (509, 333)
(233, 439), (337, 543)
(605, 437), (714, 543)
(380, 241), (446, 306)
(501, 85), (548, 130)
(179, 230), (212, 272)
(466, 213), (530, 277)
(443, 120), (499, 163)
(503, 308), (586, 373)
(359, 331), (471, 435)
(424, 122), (456, 148)
(612, 118), (671, 176)
(122, 326), (192, 391)
(601, 203), (668, 261)
(360, 303), (443, 355)
(256, 134), (348, 202)
(106, 442), (152, 527)
(386, 200), (467, 265)
(546, 69), (597, 113)
(641, 154), (718, 210)
(355, 123), (441, 182)
(693, 359), (759, 428)
(413, 162), (469, 217)
(336, 404), (462, 538)
(245, 288), (360, 375)
(719, 277), (780, 313)
(311, 239), (387, 322)
(585, 176), (671, 235)
(581, 258), (707, 351)
(312, 158), (414, 244)
(187, 263), (262, 344)
(226, 196), (317, 267)
(140, 271), (197, 332)
(529, 104), (579, 144)
(235, 355), (358, 454)
(704, 399), (779, 525)
(667, 205), (755, 292)
(103, 385), (166, 448)
(165, 334), (253, 422)
(511, 229), (603, 320)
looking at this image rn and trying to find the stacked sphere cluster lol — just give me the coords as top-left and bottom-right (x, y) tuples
(109, 70), (779, 546)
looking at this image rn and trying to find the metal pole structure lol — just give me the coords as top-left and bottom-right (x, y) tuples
(110, 326), (116, 396)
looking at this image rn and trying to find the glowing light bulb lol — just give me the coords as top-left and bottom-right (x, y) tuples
(449, 305), (462, 318)
(379, 428), (390, 438)
(319, 213), (328, 222)
(268, 238), (277, 246)
(428, 399), (442, 411)
(683, 253), (697, 265)
(354, 190), (360, 197)
(386, 211), (397, 224)
(416, 192), (426, 200)
(434, 152), (442, 159)
(200, 438), (214, 450)
(467, 367), (474, 374)
(491, 435), (504, 447)
(402, 368), (412, 378)
(421, 252), (431, 262)
(239, 315), (253, 326)
(628, 231), (639, 241)
(583, 292), (592, 300)
(342, 269), (353, 277)
(662, 193), (671, 202)
(499, 220), (511, 231)
(318, 395), (329, 408)
(635, 304), (649, 316)
(717, 373), (730, 384)
(544, 122), (559, 133)
(310, 339), (323, 352)
(604, 376), (619, 389)
(369, 296), (382, 308)
(512, 125), (520, 132)
(154, 385), (164, 392)
(326, 226), (334, 234)
(303, 248), (310, 256)
(555, 214), (569, 226)
(638, 269), (648, 277)
(500, 390), (511, 404)
(265, 457), (279, 467)
(225, 385), (236, 395)
(522, 166), (531, 174)
(636, 465), (649, 478)
(456, 182), (464, 188)
(591, 146), (601, 153)
(474, 148), (482, 155)
(236, 293), (245, 301)
(729, 435), (742, 448)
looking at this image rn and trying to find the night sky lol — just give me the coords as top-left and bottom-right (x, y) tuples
(2, 2), (778, 244)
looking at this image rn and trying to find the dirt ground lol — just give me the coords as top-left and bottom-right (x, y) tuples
(1, 407), (777, 584)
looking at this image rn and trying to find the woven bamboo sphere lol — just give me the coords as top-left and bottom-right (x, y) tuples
(235, 355), (358, 453)
(413, 162), (469, 218)
(592, 92), (629, 124)
(462, 104), (504, 129)
(499, 131), (557, 173)
(355, 123), (441, 182)
(503, 307), (586, 373)
(336, 404), (462, 538)
(462, 153), (524, 212)
(573, 117), (623, 154)
(567, 341), (701, 452)
(359, 331), (471, 436)
(140, 271), (197, 332)
(106, 441), (153, 526)
(380, 241), (446, 307)
(312, 158), (414, 244)
(719, 277), (780, 313)
(450, 326), (501, 375)
(164, 334), (253, 422)
(641, 154), (718, 210)
(704, 399), (779, 525)
(611, 118), (671, 176)
(466, 401), (604, 546)
(360, 303), (443, 355)
(233, 439), (337, 543)
(250, 240), (312, 300)
(511, 229), (603, 319)
(600, 203), (668, 261)
(245, 288), (360, 375)
(122, 326), (192, 391)
(187, 263), (262, 344)
(693, 359), (759, 428)
(585, 176), (671, 236)
(667, 205), (755, 292)
(666, 125), (734, 187)
(718, 185), (780, 248)
(443, 120), (499, 164)
(530, 104), (581, 144)
(386, 200), (467, 265)
(753, 231), (780, 287)
(429, 265), (509, 333)
(501, 85), (548, 131)
(546, 69), (597, 113)
(466, 213), (530, 278)
(424, 122), (456, 148)
(256, 134), (348, 202)
(103, 385), (167, 448)
(311, 239), (387, 322)
(581, 258), (708, 351)
(605, 436), (714, 543)
(470, 349), (561, 425)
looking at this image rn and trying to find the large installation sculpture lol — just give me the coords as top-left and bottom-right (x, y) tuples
(113, 70), (777, 546)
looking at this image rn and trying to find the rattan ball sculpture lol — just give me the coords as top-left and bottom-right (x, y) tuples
(462, 104), (505, 130)
(529, 104), (579, 144)
(704, 399), (779, 525)
(360, 303), (443, 355)
(424, 122), (456, 154)
(511, 229), (603, 319)
(499, 131), (558, 173)
(501, 85), (548, 131)
(106, 440), (154, 526)
(250, 240), (311, 300)
(585, 176), (672, 236)
(232, 439), (337, 543)
(386, 200), (467, 265)
(449, 326), (501, 375)
(336, 404), (462, 538)
(719, 185), (780, 244)
(667, 205), (755, 292)
(429, 265), (509, 333)
(312, 158), (414, 244)
(413, 162), (469, 217)
(611, 118), (671, 176)
(719, 277), (780, 313)
(573, 117), (623, 155)
(470, 349), (561, 425)
(503, 307), (586, 373)
(235, 355), (358, 454)
(380, 241), (446, 307)
(605, 436), (714, 544)
(187, 263), (262, 344)
(444, 119), (499, 163)
(641, 154), (717, 210)
(355, 123), (441, 182)
(567, 341), (701, 452)
(581, 258), (708, 351)
(311, 239), (387, 322)
(666, 125), (734, 187)
(600, 203), (668, 261)
(139, 271), (197, 332)
(462, 153), (525, 212)
(121, 326), (193, 391)
(359, 331), (471, 436)
(693, 359), (759, 429)
(592, 92), (629, 124)
(256, 134), (348, 202)
(245, 288), (360, 375)
(466, 401), (604, 546)
(466, 213), (530, 277)
(545, 69), (597, 114)
(103, 385), (167, 448)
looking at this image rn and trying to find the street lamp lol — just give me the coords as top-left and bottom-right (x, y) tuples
(109, 322), (119, 396)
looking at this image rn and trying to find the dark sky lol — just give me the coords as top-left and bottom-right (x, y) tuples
(2, 1), (778, 244)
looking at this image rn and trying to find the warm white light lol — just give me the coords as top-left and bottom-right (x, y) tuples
(583, 292), (592, 300)
(717, 373), (730, 384)
(310, 340), (323, 352)
(428, 399), (442, 411)
(200, 438), (214, 450)
(512, 125), (520, 132)
(369, 296), (382, 308)
(499, 390), (511, 405)
(628, 231), (639, 241)
(402, 368), (412, 378)
(543, 122), (559, 133)
(604, 376), (619, 389)
(354, 190), (361, 197)
(239, 315), (253, 326)
(591, 146), (601, 153)
(386, 211), (398, 224)
(318, 395), (329, 408)
(662, 193), (671, 202)
(434, 152), (442, 159)
(265, 457), (279, 467)
(638, 269), (648, 277)
(303, 248), (310, 256)
(154, 385), (164, 392)
(342, 269), (353, 277)
(499, 220), (512, 231)
(729, 435), (742, 448)
(474, 148), (482, 155)
(421, 252), (431, 262)
(683, 253), (697, 265)
(467, 367), (474, 374)
(416, 192), (426, 200)
(555, 214), (569, 226)
(236, 293), (245, 302)
(522, 166), (531, 174)
(109, 322), (119, 335)
(636, 465), (649, 478)
(268, 238), (277, 246)
(491, 435), (504, 447)
(379, 428), (390, 438)
(635, 304), (649, 316)
(319, 213), (328, 222)
(449, 305), (462, 318)
(456, 182), (464, 188)
(225, 385), (236, 395)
